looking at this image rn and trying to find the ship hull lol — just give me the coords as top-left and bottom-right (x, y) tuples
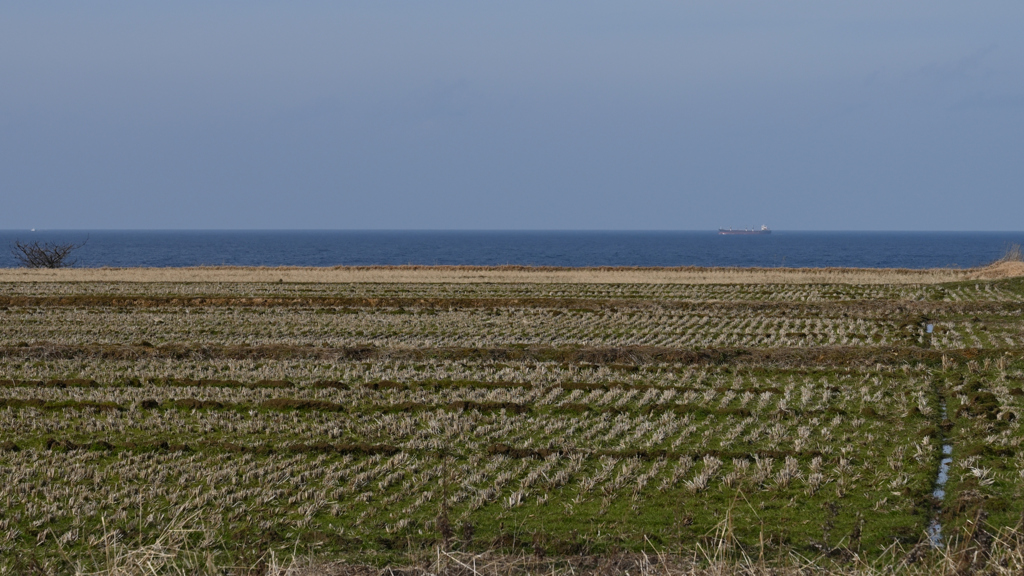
(718, 229), (771, 235)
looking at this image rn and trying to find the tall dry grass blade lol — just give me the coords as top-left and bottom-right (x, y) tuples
(998, 243), (1024, 263)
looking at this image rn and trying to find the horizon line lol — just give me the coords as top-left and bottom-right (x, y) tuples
(3, 228), (1024, 234)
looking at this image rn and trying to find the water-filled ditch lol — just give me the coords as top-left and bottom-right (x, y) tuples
(927, 399), (953, 548)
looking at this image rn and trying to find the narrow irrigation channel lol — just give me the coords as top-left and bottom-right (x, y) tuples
(927, 396), (954, 548)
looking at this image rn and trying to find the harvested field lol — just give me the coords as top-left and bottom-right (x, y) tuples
(2, 271), (1024, 574)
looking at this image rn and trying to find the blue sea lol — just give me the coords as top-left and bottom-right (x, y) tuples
(1, 231), (1022, 269)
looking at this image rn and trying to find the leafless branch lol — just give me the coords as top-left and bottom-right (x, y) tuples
(10, 238), (87, 268)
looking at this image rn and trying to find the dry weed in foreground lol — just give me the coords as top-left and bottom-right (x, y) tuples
(247, 524), (1024, 576)
(4, 511), (294, 576)
(21, 515), (1024, 576)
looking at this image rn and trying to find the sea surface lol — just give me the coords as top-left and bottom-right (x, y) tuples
(1, 230), (1022, 270)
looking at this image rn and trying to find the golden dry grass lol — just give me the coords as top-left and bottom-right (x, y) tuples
(967, 260), (1024, 279)
(1, 263), (1018, 284)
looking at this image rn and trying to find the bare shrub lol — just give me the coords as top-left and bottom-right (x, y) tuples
(998, 243), (1023, 263)
(10, 238), (87, 268)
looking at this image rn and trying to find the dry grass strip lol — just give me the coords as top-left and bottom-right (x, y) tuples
(5, 263), (1021, 284)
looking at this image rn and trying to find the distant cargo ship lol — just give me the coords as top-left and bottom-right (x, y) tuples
(718, 225), (771, 235)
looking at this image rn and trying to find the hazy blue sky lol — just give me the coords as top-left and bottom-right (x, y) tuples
(2, 2), (1022, 230)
